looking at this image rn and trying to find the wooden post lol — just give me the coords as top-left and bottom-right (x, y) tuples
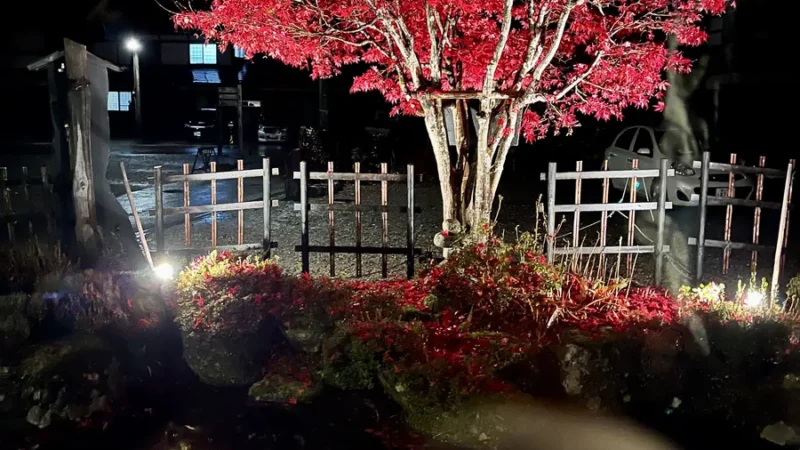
(381, 163), (389, 278)
(655, 158), (669, 286)
(626, 159), (638, 275)
(262, 158), (272, 257)
(21, 167), (32, 235)
(723, 153), (737, 274)
(154, 166), (164, 253)
(1, 167), (13, 243)
(41, 167), (54, 235)
(600, 160), (609, 275)
(327, 161), (336, 277)
(237, 84), (246, 155)
(210, 162), (217, 248)
(572, 161), (583, 271)
(237, 159), (244, 245)
(183, 164), (191, 247)
(121, 162), (154, 269)
(355, 162), (362, 277)
(407, 164), (415, 279)
(696, 152), (711, 281)
(64, 38), (97, 251)
(546, 162), (557, 264)
(300, 161), (309, 273)
(771, 162), (795, 304)
(752, 156), (766, 272)
(782, 159), (796, 272)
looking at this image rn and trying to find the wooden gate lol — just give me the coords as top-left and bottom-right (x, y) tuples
(688, 152), (795, 299)
(151, 158), (279, 256)
(545, 158), (674, 284)
(293, 161), (420, 279)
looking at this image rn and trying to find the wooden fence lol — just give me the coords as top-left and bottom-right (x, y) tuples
(544, 158), (674, 285)
(293, 161), (420, 279)
(0, 166), (57, 243)
(151, 158), (279, 256)
(687, 152), (795, 298)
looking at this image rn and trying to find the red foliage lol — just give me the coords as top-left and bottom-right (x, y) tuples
(178, 244), (682, 398)
(175, 0), (730, 140)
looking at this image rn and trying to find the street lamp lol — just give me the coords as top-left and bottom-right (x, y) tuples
(125, 37), (143, 136)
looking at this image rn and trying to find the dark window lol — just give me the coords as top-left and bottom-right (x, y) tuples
(634, 129), (654, 155)
(614, 128), (637, 150)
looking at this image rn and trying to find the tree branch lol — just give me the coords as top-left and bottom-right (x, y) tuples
(554, 51), (604, 100)
(483, 0), (514, 95)
(425, 2), (442, 85)
(514, 1), (550, 89)
(522, 0), (585, 104)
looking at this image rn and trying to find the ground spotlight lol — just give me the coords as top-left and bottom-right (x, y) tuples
(744, 290), (764, 309)
(154, 262), (174, 281)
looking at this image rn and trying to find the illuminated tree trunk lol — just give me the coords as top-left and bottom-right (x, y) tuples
(422, 98), (519, 239)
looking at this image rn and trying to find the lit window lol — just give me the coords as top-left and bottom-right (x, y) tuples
(119, 92), (132, 111)
(190, 43), (217, 64)
(108, 92), (120, 111)
(108, 91), (133, 111)
(234, 46), (246, 58)
(192, 69), (221, 84)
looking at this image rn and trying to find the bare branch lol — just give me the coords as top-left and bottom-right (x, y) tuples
(514, 2), (550, 89)
(425, 2), (442, 84)
(554, 51), (604, 100)
(522, 0), (585, 104)
(483, 0), (514, 95)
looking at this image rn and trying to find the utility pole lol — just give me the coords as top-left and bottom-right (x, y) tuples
(126, 38), (143, 137)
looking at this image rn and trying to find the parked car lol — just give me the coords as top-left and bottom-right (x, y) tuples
(258, 124), (288, 143)
(185, 109), (233, 141)
(605, 126), (754, 207)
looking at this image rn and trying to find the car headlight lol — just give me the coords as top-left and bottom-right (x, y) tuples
(671, 162), (695, 177)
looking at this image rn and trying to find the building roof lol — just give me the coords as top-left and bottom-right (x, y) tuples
(26, 49), (123, 73)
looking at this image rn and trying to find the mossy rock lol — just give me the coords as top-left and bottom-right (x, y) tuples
(17, 334), (110, 380)
(248, 374), (321, 404)
(181, 325), (273, 386)
(378, 369), (529, 448)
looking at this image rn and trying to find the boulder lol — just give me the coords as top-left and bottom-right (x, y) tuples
(0, 334), (122, 429)
(249, 373), (321, 404)
(181, 326), (273, 386)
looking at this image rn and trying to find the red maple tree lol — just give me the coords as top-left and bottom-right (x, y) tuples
(175, 0), (730, 235)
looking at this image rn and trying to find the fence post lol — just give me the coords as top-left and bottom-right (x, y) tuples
(154, 165), (164, 254)
(1, 167), (13, 243)
(655, 158), (669, 286)
(723, 153), (737, 274)
(327, 161), (336, 277)
(696, 152), (710, 282)
(300, 161), (309, 273)
(380, 163), (389, 278)
(263, 158), (272, 257)
(771, 161), (795, 304)
(546, 162), (557, 264)
(407, 164), (415, 279)
(210, 162), (217, 248)
(183, 163), (191, 247)
(354, 162), (362, 277)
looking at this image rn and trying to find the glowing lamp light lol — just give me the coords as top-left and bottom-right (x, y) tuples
(154, 263), (174, 281)
(744, 290), (764, 309)
(125, 38), (142, 52)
